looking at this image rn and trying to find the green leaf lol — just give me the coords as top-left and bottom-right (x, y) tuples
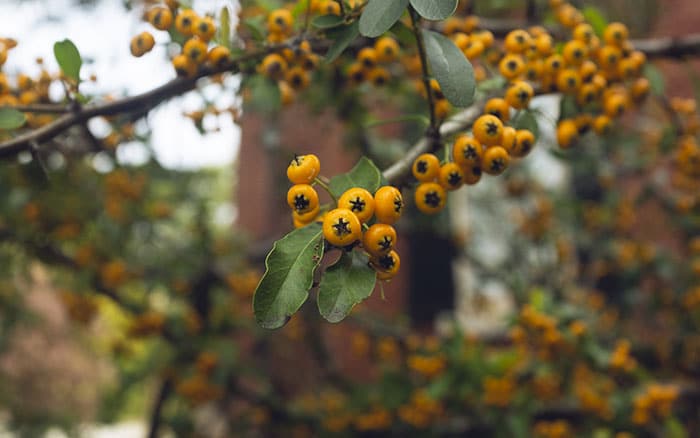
(312, 14), (345, 29)
(513, 110), (540, 140)
(665, 417), (688, 438)
(359, 0), (409, 38)
(253, 224), (325, 329)
(243, 17), (266, 42)
(422, 30), (475, 107)
(53, 39), (82, 83)
(329, 156), (384, 199)
(325, 21), (360, 63)
(318, 251), (376, 322)
(644, 64), (665, 95)
(582, 6), (608, 37)
(292, 0), (310, 17)
(0, 108), (27, 130)
(217, 6), (232, 50)
(559, 95), (578, 119)
(409, 0), (458, 20)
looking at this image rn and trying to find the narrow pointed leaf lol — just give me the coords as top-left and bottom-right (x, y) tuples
(359, 0), (409, 38)
(423, 30), (475, 107)
(318, 251), (376, 322)
(409, 0), (458, 20)
(253, 223), (324, 329)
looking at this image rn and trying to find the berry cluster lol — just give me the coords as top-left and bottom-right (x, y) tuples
(286, 154), (404, 280)
(129, 3), (231, 77)
(411, 112), (535, 215)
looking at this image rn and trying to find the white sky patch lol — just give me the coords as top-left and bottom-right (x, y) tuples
(4, 0), (241, 170)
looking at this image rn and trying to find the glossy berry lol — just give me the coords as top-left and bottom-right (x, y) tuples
(371, 250), (401, 280)
(287, 184), (319, 214)
(482, 146), (510, 175)
(562, 40), (589, 66)
(473, 115), (504, 146)
(194, 16), (216, 42)
(463, 165), (482, 185)
(505, 80), (533, 110)
(338, 187), (375, 223)
(173, 54), (197, 77)
(501, 126), (517, 155)
(504, 29), (532, 54)
(130, 32), (155, 57)
(363, 223), (397, 257)
(452, 135), (483, 168)
(147, 7), (173, 31)
(357, 47), (378, 70)
(267, 9), (293, 34)
(323, 208), (362, 247)
(367, 67), (390, 87)
(415, 182), (447, 215)
(375, 37), (399, 63)
(512, 129), (535, 158)
(438, 162), (465, 191)
(412, 153), (440, 182)
(285, 67), (310, 90)
(208, 46), (231, 69)
(287, 154), (320, 184)
(484, 98), (510, 122)
(293, 204), (320, 225)
(557, 119), (578, 148)
(499, 54), (525, 80)
(183, 37), (208, 64)
(175, 10), (197, 37)
(374, 186), (403, 225)
(261, 53), (288, 80)
(603, 22), (629, 47)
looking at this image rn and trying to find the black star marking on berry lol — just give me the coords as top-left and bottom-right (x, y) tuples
(393, 196), (403, 213)
(464, 145), (478, 159)
(486, 121), (499, 136)
(293, 154), (302, 166)
(517, 90), (530, 103)
(379, 236), (393, 251)
(378, 254), (395, 270)
(490, 159), (505, 172)
(349, 196), (366, 212)
(472, 166), (482, 176)
(507, 60), (518, 71)
(425, 191), (442, 208)
(448, 172), (462, 187)
(416, 160), (428, 173)
(294, 194), (310, 211)
(332, 217), (351, 236)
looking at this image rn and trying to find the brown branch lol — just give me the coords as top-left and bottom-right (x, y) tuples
(147, 376), (174, 438)
(1, 103), (71, 113)
(0, 45), (284, 160)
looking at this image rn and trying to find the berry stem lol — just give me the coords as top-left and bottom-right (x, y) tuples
(314, 176), (337, 203)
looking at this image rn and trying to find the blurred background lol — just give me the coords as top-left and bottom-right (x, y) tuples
(2, 0), (700, 437)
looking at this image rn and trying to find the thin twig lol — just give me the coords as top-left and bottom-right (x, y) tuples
(147, 377), (174, 438)
(409, 5), (438, 132)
